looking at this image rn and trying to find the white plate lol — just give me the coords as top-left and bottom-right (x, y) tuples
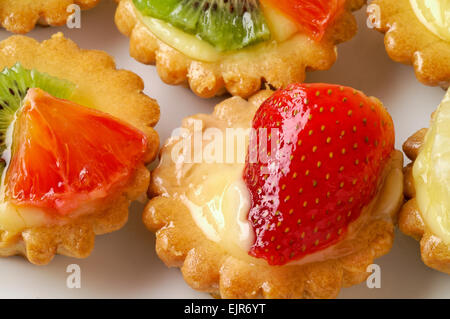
(0, 0), (448, 299)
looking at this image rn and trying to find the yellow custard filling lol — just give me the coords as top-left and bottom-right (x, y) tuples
(154, 95), (404, 266)
(414, 89), (450, 244)
(0, 204), (53, 240)
(410, 0), (450, 42)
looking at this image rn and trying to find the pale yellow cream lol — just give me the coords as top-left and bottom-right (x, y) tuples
(414, 89), (450, 244)
(153, 94), (404, 266)
(410, 0), (450, 42)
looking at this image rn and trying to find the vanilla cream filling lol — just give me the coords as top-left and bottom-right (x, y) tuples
(181, 167), (254, 252)
(0, 204), (53, 240)
(414, 89), (450, 244)
(154, 96), (404, 266)
(410, 0), (450, 42)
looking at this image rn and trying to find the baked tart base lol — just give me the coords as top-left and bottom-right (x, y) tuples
(144, 90), (403, 299)
(0, 33), (160, 265)
(0, 0), (101, 34)
(115, 0), (367, 98)
(369, 0), (450, 88)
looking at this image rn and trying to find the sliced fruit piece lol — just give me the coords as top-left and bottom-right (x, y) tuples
(133, 0), (271, 51)
(260, 0), (299, 42)
(414, 89), (450, 244)
(261, 0), (346, 40)
(0, 63), (75, 154)
(4, 88), (148, 215)
(410, 0), (450, 42)
(243, 83), (395, 265)
(133, 0), (180, 21)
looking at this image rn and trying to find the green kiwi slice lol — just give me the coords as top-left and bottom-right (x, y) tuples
(133, 0), (271, 51)
(0, 63), (75, 157)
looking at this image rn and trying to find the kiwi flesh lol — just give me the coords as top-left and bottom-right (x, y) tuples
(133, 0), (271, 51)
(0, 63), (75, 156)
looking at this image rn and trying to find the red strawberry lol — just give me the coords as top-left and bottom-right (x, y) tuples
(244, 83), (394, 265)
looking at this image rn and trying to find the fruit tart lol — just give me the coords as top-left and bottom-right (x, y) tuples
(115, 0), (367, 98)
(368, 0), (450, 88)
(144, 83), (403, 298)
(0, 0), (101, 34)
(400, 89), (450, 274)
(0, 33), (159, 265)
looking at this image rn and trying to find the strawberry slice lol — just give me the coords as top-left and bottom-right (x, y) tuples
(244, 83), (395, 265)
(5, 88), (148, 215)
(262, 0), (346, 40)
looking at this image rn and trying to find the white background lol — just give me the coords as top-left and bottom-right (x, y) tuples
(0, 0), (448, 298)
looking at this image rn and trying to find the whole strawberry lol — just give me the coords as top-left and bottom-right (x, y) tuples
(244, 83), (395, 265)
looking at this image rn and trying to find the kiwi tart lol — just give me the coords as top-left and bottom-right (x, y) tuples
(0, 0), (101, 34)
(0, 33), (159, 265)
(115, 0), (367, 98)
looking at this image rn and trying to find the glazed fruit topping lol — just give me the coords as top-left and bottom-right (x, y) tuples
(244, 83), (395, 265)
(261, 0), (346, 40)
(133, 0), (270, 51)
(4, 88), (148, 215)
